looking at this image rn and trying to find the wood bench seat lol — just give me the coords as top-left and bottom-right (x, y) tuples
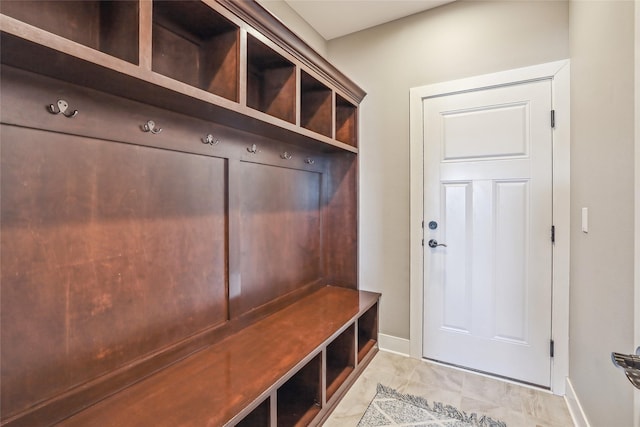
(56, 286), (380, 427)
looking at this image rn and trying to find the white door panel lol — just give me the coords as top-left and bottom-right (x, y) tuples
(494, 180), (529, 343)
(423, 80), (553, 387)
(441, 182), (472, 333)
(442, 102), (529, 161)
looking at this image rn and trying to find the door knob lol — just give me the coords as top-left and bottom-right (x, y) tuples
(611, 347), (640, 390)
(428, 239), (447, 248)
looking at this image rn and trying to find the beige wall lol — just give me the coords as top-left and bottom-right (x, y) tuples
(326, 0), (569, 339)
(569, 1), (635, 426)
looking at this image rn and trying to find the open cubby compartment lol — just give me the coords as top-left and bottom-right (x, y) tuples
(277, 354), (322, 427)
(0, 0), (139, 64)
(326, 324), (356, 401)
(247, 34), (296, 124)
(152, 0), (239, 102)
(335, 94), (358, 147)
(235, 397), (270, 427)
(300, 70), (332, 138)
(357, 303), (379, 363)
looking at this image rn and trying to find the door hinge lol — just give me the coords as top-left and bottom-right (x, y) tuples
(551, 225), (555, 243)
(422, 239), (424, 247)
(422, 220), (424, 229)
(551, 110), (556, 129)
(550, 339), (555, 358)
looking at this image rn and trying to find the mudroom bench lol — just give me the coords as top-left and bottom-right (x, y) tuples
(57, 286), (380, 427)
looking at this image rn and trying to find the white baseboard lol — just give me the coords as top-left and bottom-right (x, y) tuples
(378, 334), (411, 356)
(565, 378), (591, 427)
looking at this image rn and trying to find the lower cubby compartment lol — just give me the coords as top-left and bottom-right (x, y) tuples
(277, 354), (322, 427)
(235, 397), (270, 427)
(326, 324), (356, 401)
(357, 302), (379, 363)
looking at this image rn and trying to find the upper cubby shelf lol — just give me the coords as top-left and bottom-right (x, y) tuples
(0, 0), (365, 152)
(0, 0), (139, 65)
(247, 34), (296, 124)
(301, 70), (333, 139)
(152, 0), (239, 102)
(336, 94), (358, 147)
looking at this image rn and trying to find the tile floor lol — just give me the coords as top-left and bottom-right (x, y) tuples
(323, 350), (574, 427)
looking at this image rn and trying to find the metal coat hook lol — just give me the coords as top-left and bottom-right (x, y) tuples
(48, 99), (78, 118)
(281, 152), (292, 160)
(247, 144), (258, 154)
(142, 120), (162, 134)
(304, 157), (315, 165)
(202, 134), (220, 146)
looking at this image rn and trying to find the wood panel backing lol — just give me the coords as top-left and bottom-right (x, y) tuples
(1, 126), (228, 419)
(323, 153), (358, 287)
(234, 162), (322, 317)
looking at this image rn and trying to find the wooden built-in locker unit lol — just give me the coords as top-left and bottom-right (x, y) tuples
(0, 1), (377, 426)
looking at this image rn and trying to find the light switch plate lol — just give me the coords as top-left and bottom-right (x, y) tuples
(581, 207), (588, 233)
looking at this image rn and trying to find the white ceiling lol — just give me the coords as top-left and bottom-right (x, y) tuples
(283, 0), (455, 40)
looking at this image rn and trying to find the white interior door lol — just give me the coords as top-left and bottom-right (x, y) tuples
(422, 80), (553, 387)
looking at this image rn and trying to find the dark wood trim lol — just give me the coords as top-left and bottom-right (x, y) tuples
(139, 0), (152, 70)
(227, 158), (242, 321)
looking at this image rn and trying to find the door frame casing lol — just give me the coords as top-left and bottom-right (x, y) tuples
(409, 60), (570, 395)
(634, 0), (639, 422)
